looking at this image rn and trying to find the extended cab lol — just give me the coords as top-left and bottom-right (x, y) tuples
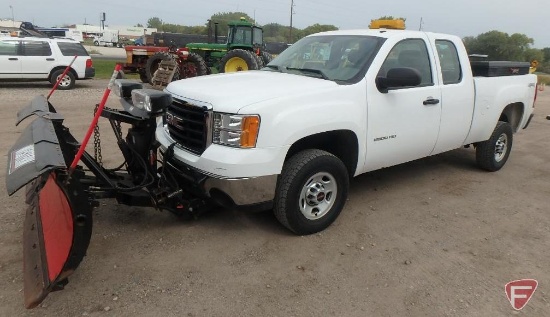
(156, 29), (537, 234)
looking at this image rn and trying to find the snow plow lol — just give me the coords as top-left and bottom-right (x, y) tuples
(6, 69), (209, 308)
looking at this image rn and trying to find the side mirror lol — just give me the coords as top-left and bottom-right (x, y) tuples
(376, 67), (422, 93)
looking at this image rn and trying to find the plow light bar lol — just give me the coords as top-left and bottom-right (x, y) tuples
(131, 89), (173, 113)
(113, 79), (143, 99)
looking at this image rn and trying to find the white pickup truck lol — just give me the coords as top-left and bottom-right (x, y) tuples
(157, 29), (538, 234)
(157, 29), (538, 235)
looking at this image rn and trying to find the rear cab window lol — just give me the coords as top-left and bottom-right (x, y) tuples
(435, 40), (462, 84)
(56, 42), (89, 56)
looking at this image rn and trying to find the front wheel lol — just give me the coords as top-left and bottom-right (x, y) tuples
(219, 49), (259, 73)
(274, 149), (349, 235)
(476, 121), (513, 171)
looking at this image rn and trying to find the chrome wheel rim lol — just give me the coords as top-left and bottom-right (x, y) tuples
(56, 74), (71, 87)
(299, 172), (337, 220)
(494, 133), (508, 162)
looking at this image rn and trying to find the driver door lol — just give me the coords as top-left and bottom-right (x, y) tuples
(365, 37), (442, 171)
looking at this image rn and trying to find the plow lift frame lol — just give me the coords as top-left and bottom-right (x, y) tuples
(6, 74), (207, 308)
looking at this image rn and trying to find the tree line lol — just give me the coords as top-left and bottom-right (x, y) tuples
(142, 13), (549, 73)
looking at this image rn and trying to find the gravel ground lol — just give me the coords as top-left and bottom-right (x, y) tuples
(0, 79), (549, 316)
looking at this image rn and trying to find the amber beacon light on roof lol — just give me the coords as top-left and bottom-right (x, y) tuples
(369, 19), (406, 30)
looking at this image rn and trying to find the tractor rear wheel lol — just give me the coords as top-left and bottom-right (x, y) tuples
(179, 52), (209, 79)
(261, 51), (273, 66)
(145, 52), (176, 84)
(219, 49), (259, 73)
(253, 52), (264, 69)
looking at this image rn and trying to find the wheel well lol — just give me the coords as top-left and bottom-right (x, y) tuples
(285, 130), (359, 177)
(49, 66), (77, 80)
(499, 102), (524, 132)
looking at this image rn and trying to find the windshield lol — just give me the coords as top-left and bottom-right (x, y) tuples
(266, 35), (384, 83)
(230, 26), (252, 45)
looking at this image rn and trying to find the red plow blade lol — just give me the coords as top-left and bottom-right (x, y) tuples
(23, 171), (92, 308)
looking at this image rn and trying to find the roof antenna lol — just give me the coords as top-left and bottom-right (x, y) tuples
(419, 17), (424, 31)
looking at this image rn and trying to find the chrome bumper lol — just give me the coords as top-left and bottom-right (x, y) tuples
(205, 174), (278, 206)
(164, 156), (277, 207)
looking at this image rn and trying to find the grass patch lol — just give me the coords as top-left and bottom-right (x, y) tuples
(537, 74), (550, 85)
(92, 59), (139, 80)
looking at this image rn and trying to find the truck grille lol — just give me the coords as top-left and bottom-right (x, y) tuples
(165, 99), (210, 155)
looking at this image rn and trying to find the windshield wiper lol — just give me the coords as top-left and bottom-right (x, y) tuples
(285, 67), (329, 80)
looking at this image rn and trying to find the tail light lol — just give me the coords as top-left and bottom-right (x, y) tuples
(86, 58), (93, 68)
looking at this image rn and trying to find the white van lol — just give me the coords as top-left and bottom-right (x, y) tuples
(0, 36), (94, 89)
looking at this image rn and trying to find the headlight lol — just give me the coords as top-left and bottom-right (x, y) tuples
(213, 113), (260, 148)
(113, 79), (143, 98)
(131, 89), (172, 113)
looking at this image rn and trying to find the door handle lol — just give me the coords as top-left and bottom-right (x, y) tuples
(423, 98), (440, 105)
(46, 58), (55, 61)
(8, 57), (18, 61)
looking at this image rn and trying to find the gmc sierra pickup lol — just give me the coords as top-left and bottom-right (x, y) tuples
(157, 29), (537, 235)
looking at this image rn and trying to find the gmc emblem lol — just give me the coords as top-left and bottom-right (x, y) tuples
(166, 113), (184, 129)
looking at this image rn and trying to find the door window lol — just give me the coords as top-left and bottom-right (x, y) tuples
(22, 41), (52, 56)
(435, 40), (462, 84)
(0, 40), (19, 55)
(378, 39), (433, 86)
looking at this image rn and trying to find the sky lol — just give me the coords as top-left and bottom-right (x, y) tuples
(2, 0), (549, 48)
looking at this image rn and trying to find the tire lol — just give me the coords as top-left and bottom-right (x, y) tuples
(145, 52), (176, 84)
(219, 49), (259, 73)
(139, 71), (148, 83)
(476, 121), (513, 172)
(50, 69), (76, 90)
(261, 51), (273, 66)
(274, 149), (349, 235)
(93, 41), (99, 46)
(179, 52), (209, 79)
(252, 51), (264, 69)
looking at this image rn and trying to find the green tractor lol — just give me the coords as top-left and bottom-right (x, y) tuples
(186, 18), (273, 73)
(143, 18), (273, 84)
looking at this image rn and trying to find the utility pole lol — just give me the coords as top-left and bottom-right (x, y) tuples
(289, 0), (295, 43)
(9, 5), (15, 27)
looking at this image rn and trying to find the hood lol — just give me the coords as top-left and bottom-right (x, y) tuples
(165, 71), (339, 113)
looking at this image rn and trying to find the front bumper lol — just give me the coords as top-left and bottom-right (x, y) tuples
(165, 156), (277, 207)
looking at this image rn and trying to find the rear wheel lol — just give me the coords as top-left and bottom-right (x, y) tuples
(139, 71), (148, 83)
(261, 51), (273, 66)
(476, 121), (513, 171)
(145, 52), (175, 84)
(50, 69), (75, 90)
(274, 149), (349, 235)
(179, 52), (209, 79)
(219, 49), (259, 73)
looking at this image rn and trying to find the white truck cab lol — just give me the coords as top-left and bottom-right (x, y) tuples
(157, 29), (537, 234)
